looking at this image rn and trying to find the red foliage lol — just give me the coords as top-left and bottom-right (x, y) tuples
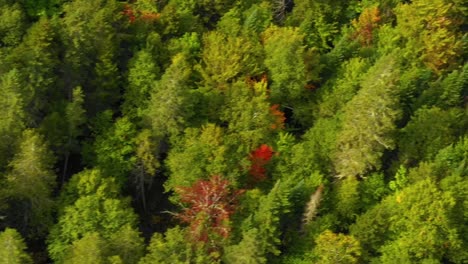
(249, 144), (274, 182)
(122, 4), (136, 23)
(122, 3), (160, 24)
(175, 175), (241, 244)
(270, 104), (286, 130)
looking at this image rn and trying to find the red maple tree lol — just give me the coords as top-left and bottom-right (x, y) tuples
(175, 175), (241, 244)
(249, 144), (274, 182)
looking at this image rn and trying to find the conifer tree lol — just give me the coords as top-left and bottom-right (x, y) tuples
(0, 228), (32, 264)
(5, 129), (56, 238)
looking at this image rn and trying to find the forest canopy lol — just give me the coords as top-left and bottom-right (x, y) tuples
(0, 0), (467, 263)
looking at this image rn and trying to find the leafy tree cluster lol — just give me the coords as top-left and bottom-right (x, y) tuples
(0, 0), (466, 263)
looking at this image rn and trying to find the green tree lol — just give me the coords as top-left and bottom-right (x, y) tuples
(351, 179), (466, 262)
(62, 232), (107, 264)
(398, 107), (463, 165)
(62, 87), (86, 181)
(198, 31), (263, 89)
(240, 180), (292, 259)
(221, 80), (279, 153)
(8, 17), (59, 122)
(0, 228), (32, 264)
(334, 56), (400, 178)
(224, 228), (267, 264)
(287, 0), (347, 50)
(139, 227), (210, 264)
(20, 0), (66, 17)
(131, 129), (160, 213)
(314, 58), (370, 119)
(91, 117), (138, 185)
(0, 3), (26, 47)
(122, 50), (160, 120)
(145, 53), (193, 140)
(48, 169), (142, 263)
(165, 124), (233, 192)
(313, 230), (361, 264)
(333, 176), (360, 225)
(5, 129), (56, 238)
(60, 0), (122, 108)
(0, 69), (26, 169)
(263, 26), (306, 104)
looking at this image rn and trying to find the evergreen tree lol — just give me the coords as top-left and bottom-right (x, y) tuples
(4, 129), (56, 238)
(0, 228), (32, 264)
(0, 69), (26, 169)
(334, 56), (401, 178)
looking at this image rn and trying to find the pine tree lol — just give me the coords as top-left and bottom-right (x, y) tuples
(0, 228), (32, 264)
(334, 56), (400, 178)
(5, 129), (56, 238)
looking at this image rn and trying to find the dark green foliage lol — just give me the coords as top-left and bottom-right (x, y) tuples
(0, 69), (26, 169)
(0, 0), (466, 263)
(398, 107), (464, 165)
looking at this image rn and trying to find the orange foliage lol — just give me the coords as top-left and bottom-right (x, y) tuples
(352, 6), (381, 46)
(122, 4), (136, 23)
(270, 104), (286, 130)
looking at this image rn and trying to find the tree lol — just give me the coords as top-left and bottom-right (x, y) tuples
(5, 129), (56, 238)
(313, 230), (361, 264)
(145, 53), (193, 140)
(395, 0), (464, 74)
(246, 180), (292, 258)
(62, 86), (86, 181)
(122, 50), (160, 120)
(398, 107), (463, 165)
(223, 228), (267, 264)
(60, 0), (122, 110)
(48, 169), (142, 263)
(8, 17), (59, 123)
(248, 144), (274, 182)
(198, 31), (263, 89)
(314, 57), (371, 119)
(333, 176), (360, 225)
(26, 0), (65, 17)
(165, 124), (233, 192)
(62, 232), (107, 264)
(175, 175), (241, 252)
(351, 6), (381, 46)
(351, 179), (466, 263)
(139, 227), (210, 264)
(89, 37), (121, 114)
(221, 80), (280, 153)
(286, 0), (345, 51)
(0, 228), (32, 264)
(263, 25), (307, 104)
(131, 129), (160, 213)
(0, 69), (26, 169)
(0, 3), (26, 47)
(92, 117), (138, 185)
(334, 56), (400, 178)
